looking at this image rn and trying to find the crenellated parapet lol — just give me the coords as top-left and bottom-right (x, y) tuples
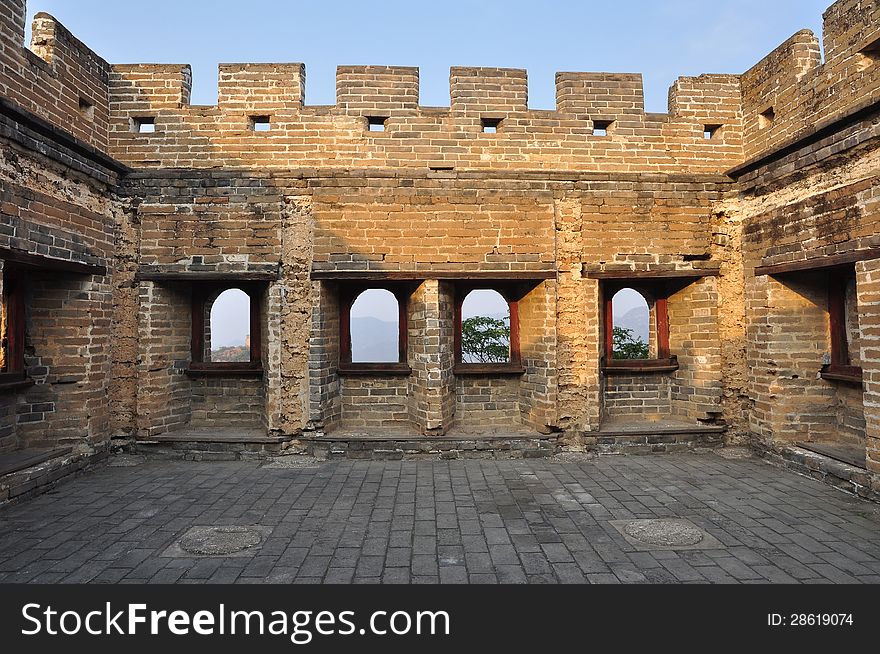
(449, 67), (529, 114)
(556, 72), (645, 118)
(741, 0), (880, 161)
(220, 63), (305, 112)
(336, 65), (418, 113)
(0, 0), (110, 150)
(0, 0), (877, 175)
(103, 61), (745, 173)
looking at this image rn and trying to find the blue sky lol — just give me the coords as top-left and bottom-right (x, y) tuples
(26, 0), (830, 113)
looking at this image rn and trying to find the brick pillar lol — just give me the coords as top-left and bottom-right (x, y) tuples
(408, 280), (455, 436)
(556, 268), (601, 437)
(135, 282), (192, 438)
(308, 281), (340, 433)
(518, 280), (558, 433)
(857, 259), (880, 474)
(668, 276), (723, 422)
(263, 281), (284, 433)
(277, 195), (314, 435)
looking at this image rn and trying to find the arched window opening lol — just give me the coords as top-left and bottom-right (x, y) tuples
(612, 288), (650, 360)
(350, 289), (401, 364)
(460, 289), (511, 364)
(602, 280), (675, 373)
(208, 289), (251, 363)
(189, 282), (263, 375)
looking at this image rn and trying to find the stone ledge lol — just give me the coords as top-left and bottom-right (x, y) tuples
(0, 445), (109, 508)
(303, 434), (559, 461)
(755, 442), (880, 503)
(581, 429), (724, 455)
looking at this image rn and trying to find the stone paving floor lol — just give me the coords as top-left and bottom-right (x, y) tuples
(1, 451), (879, 584)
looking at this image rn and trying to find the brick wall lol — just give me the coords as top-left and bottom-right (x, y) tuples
(340, 377), (411, 431)
(455, 377), (522, 428)
(741, 0), (880, 162)
(0, 2), (110, 149)
(518, 280), (558, 433)
(136, 282), (192, 437)
(668, 276), (724, 422)
(3, 0), (880, 503)
(604, 375), (672, 418)
(309, 281), (341, 431)
(857, 258), (880, 473)
(190, 377), (264, 430)
(407, 280), (456, 435)
(105, 60), (745, 173)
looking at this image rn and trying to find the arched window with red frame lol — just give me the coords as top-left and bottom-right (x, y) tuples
(189, 283), (263, 375)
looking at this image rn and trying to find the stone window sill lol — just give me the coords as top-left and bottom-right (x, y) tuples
(338, 363), (413, 377)
(820, 365), (863, 385)
(603, 357), (680, 375)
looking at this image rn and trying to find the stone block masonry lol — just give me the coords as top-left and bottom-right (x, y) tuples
(0, 0), (879, 504)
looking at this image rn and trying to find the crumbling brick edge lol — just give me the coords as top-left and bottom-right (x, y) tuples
(0, 444), (110, 510)
(754, 442), (880, 504)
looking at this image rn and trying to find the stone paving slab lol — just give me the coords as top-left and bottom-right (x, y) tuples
(0, 453), (879, 584)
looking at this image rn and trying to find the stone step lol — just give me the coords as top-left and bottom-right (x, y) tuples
(758, 443), (877, 503)
(589, 422), (726, 454)
(135, 430), (295, 460)
(306, 433), (560, 461)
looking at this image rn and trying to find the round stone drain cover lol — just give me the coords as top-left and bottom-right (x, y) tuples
(178, 526), (264, 556)
(623, 519), (705, 547)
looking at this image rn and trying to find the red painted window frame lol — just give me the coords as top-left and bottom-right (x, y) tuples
(454, 282), (524, 376)
(338, 283), (411, 376)
(822, 269), (863, 385)
(189, 282), (263, 376)
(1, 267), (25, 378)
(602, 281), (678, 374)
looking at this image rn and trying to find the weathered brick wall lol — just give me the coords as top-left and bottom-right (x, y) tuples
(668, 276), (724, 422)
(136, 282), (191, 437)
(455, 377), (522, 428)
(190, 377), (264, 430)
(0, 87), (120, 454)
(340, 377), (411, 430)
(0, 135), (117, 270)
(14, 272), (113, 449)
(739, 95), (879, 456)
(604, 375), (672, 418)
(741, 0), (880, 162)
(105, 62), (745, 173)
(554, 178), (729, 434)
(407, 280), (456, 435)
(3, 0), (880, 502)
(518, 281), (558, 433)
(309, 281), (341, 431)
(128, 172), (284, 272)
(746, 274), (837, 444)
(310, 178), (555, 274)
(857, 258), (880, 473)
(0, 1), (109, 149)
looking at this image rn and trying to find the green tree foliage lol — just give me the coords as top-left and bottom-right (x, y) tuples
(461, 316), (510, 363)
(612, 327), (649, 360)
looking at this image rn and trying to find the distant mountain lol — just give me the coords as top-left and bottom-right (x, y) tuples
(212, 345), (249, 362)
(617, 308), (650, 344)
(351, 317), (399, 362)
